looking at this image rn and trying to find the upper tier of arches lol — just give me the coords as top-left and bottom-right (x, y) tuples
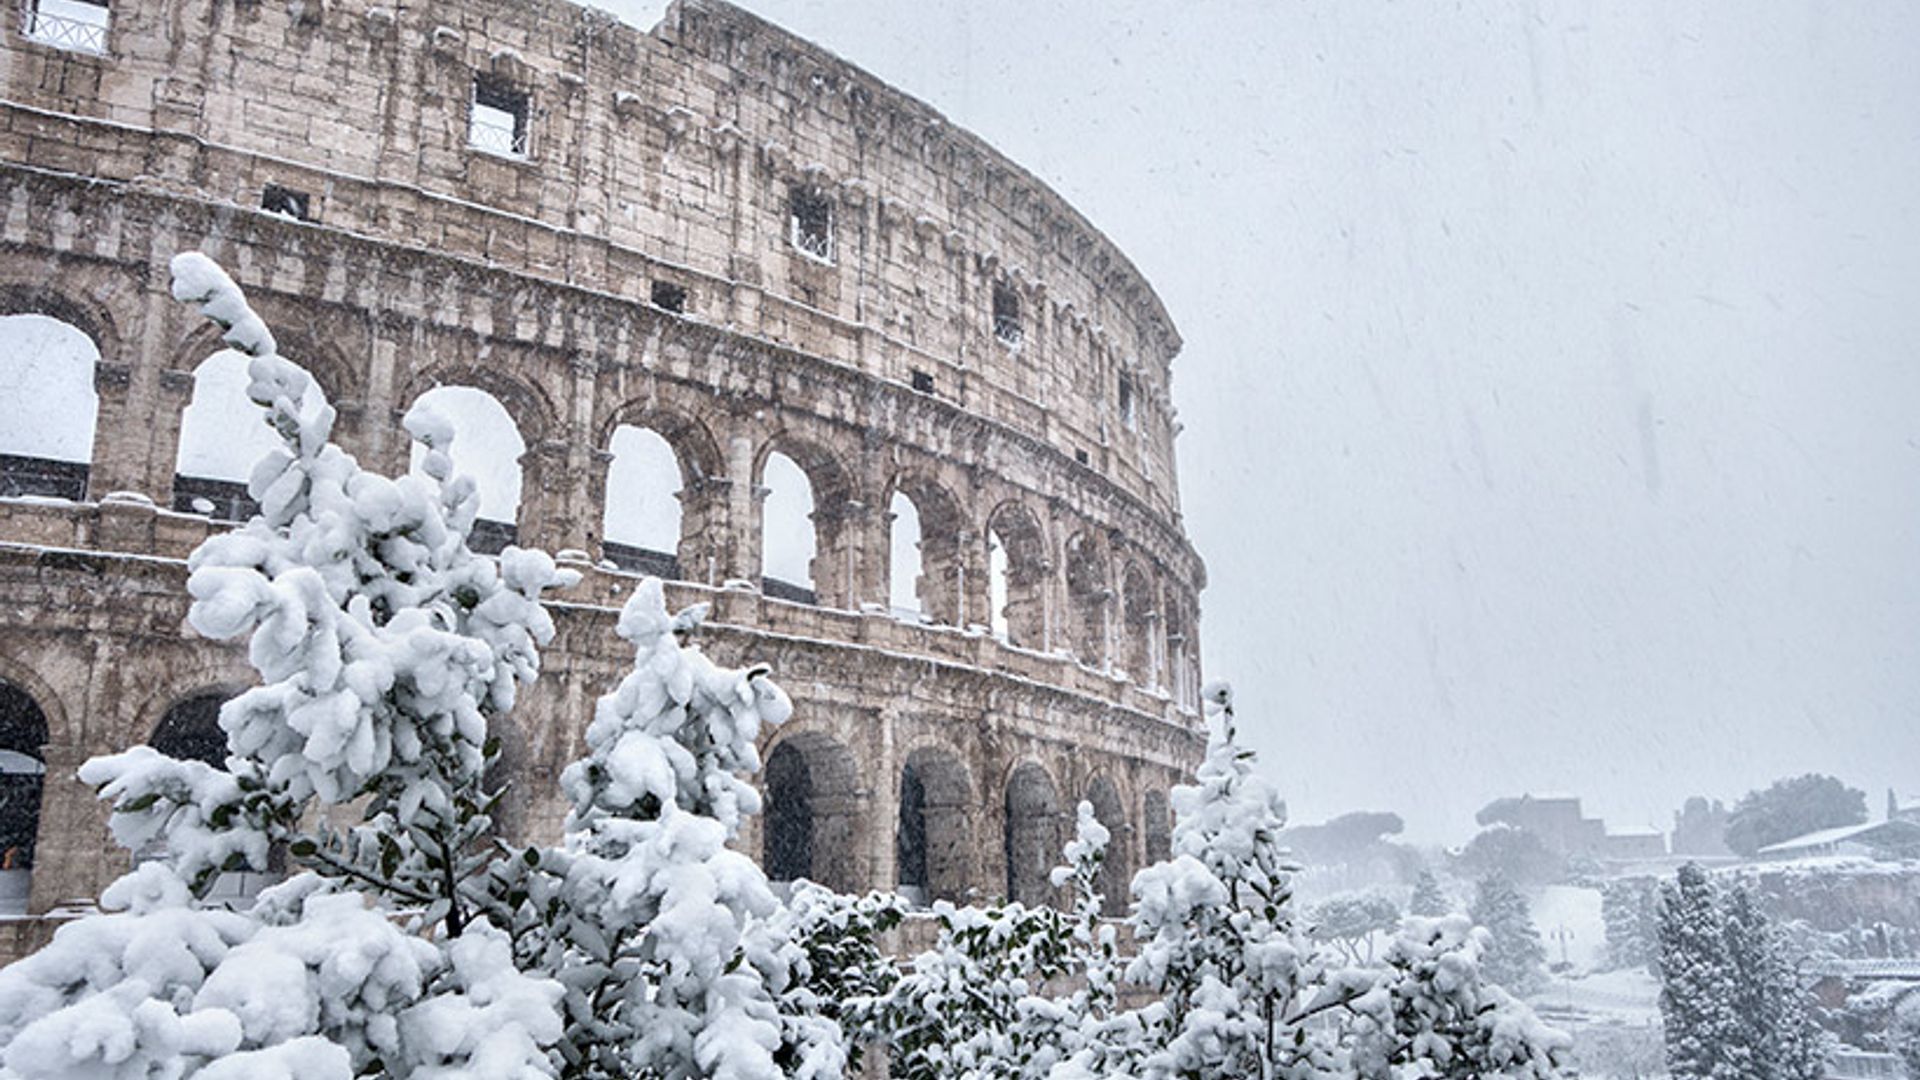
(0, 0), (1186, 525)
(0, 202), (1204, 709)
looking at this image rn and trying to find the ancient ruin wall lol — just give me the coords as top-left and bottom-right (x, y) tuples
(0, 0), (1205, 957)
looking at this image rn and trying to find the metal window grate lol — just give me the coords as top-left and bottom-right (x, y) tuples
(470, 78), (529, 159)
(24, 0), (109, 54)
(789, 187), (834, 262)
(992, 283), (1023, 346)
(261, 184), (312, 222)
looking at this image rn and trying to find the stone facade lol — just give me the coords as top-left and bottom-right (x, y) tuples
(0, 0), (1206, 960)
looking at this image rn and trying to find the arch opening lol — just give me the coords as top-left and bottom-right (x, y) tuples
(760, 451), (817, 603)
(408, 385), (525, 554)
(897, 748), (972, 905)
(174, 349), (329, 521)
(888, 492), (924, 619)
(762, 732), (861, 892)
(602, 424), (685, 579)
(0, 680), (48, 914)
(1143, 789), (1172, 866)
(148, 691), (281, 905)
(1085, 776), (1131, 917)
(483, 715), (527, 842)
(986, 502), (1047, 648)
(1122, 563), (1158, 688)
(1065, 533), (1110, 668)
(0, 313), (98, 501)
(1004, 761), (1062, 908)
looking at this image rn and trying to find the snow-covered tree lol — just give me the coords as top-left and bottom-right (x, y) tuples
(1469, 873), (1546, 994)
(1894, 996), (1920, 1079)
(1657, 865), (1828, 1080)
(1720, 881), (1825, 1079)
(873, 801), (1115, 1080)
(1601, 876), (1661, 972)
(1409, 867), (1451, 917)
(1723, 773), (1866, 857)
(501, 577), (847, 1080)
(1658, 863), (1746, 1079)
(1050, 682), (1568, 1079)
(1309, 889), (1401, 963)
(0, 253), (572, 1079)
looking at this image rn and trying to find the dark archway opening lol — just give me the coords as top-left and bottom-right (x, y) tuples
(765, 740), (814, 884)
(1004, 761), (1062, 908)
(0, 681), (49, 914)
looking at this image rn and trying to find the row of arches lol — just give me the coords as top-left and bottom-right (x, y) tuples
(0, 675), (1179, 915)
(0, 299), (1198, 696)
(760, 730), (1171, 915)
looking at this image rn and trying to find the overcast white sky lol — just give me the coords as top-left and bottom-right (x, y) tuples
(7, 0), (1911, 846)
(587, 0), (1920, 843)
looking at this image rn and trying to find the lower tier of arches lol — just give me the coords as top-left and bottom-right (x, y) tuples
(0, 533), (1203, 959)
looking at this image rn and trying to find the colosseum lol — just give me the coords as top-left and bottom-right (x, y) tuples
(0, 0), (1206, 962)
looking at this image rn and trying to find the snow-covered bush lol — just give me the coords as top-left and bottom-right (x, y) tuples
(0, 253), (572, 1079)
(845, 801), (1114, 1080)
(1657, 863), (1826, 1079)
(1468, 873), (1546, 993)
(1048, 682), (1568, 1079)
(494, 578), (848, 1080)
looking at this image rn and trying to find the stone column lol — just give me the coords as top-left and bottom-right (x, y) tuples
(676, 476), (735, 585)
(809, 499), (870, 610)
(728, 433), (761, 586)
(144, 367), (197, 509)
(583, 448), (615, 562)
(515, 440), (577, 551)
(918, 528), (965, 627)
(28, 743), (117, 914)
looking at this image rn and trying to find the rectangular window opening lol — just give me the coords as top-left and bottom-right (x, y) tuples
(992, 283), (1023, 347)
(789, 186), (834, 263)
(469, 76), (530, 159)
(25, 0), (110, 54)
(650, 280), (688, 313)
(910, 369), (935, 395)
(1118, 373), (1136, 430)
(1074, 448), (1090, 467)
(261, 184), (313, 222)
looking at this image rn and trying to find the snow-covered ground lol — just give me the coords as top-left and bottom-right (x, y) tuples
(1531, 883), (1607, 972)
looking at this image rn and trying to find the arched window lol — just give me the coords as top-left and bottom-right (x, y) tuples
(1004, 761), (1061, 907)
(0, 313), (98, 500)
(151, 693), (228, 767)
(603, 424), (684, 578)
(0, 681), (48, 914)
(1065, 533), (1110, 667)
(888, 492), (924, 619)
(149, 691), (280, 906)
(174, 349), (327, 521)
(1122, 563), (1157, 688)
(1144, 789), (1171, 865)
(761, 732), (860, 892)
(1166, 603), (1195, 709)
(761, 451), (817, 603)
(483, 715), (526, 842)
(408, 386), (525, 554)
(986, 502), (1047, 648)
(1085, 777), (1130, 917)
(897, 748), (972, 905)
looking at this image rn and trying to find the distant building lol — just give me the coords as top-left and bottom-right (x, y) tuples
(1755, 820), (1920, 862)
(1888, 790), (1920, 825)
(1671, 796), (1733, 857)
(1476, 794), (1605, 857)
(1600, 828), (1667, 860)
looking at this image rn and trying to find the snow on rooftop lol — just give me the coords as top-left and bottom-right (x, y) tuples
(1756, 818), (1920, 854)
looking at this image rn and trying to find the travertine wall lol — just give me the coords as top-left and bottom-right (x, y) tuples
(0, 0), (1206, 960)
